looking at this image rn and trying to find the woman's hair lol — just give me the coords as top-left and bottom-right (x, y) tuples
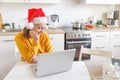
(23, 27), (31, 38)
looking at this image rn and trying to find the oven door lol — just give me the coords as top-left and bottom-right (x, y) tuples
(66, 40), (91, 61)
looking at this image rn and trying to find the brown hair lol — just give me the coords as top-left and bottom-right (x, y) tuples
(23, 27), (31, 38)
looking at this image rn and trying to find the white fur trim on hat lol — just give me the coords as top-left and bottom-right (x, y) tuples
(25, 22), (34, 29)
(32, 17), (47, 24)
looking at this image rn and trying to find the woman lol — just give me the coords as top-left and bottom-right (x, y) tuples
(15, 8), (54, 63)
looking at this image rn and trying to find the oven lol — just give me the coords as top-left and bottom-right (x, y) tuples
(65, 30), (92, 61)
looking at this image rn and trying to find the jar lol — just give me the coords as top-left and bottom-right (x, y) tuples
(103, 63), (114, 72)
(106, 71), (120, 80)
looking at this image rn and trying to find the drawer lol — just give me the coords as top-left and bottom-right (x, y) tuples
(91, 40), (109, 51)
(92, 32), (110, 39)
(109, 39), (120, 50)
(49, 34), (64, 42)
(0, 36), (14, 41)
(110, 31), (120, 39)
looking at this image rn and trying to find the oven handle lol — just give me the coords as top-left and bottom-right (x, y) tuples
(66, 41), (91, 44)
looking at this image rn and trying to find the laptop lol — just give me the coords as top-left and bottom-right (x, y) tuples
(30, 49), (76, 78)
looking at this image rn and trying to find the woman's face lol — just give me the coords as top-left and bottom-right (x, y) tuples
(32, 23), (46, 33)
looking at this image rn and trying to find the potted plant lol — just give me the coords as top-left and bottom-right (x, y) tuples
(96, 20), (103, 28)
(3, 23), (11, 30)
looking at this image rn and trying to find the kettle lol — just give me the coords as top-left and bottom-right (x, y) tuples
(50, 14), (59, 28)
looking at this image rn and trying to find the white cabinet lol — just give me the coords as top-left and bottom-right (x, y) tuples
(92, 31), (120, 58)
(109, 31), (120, 57)
(49, 34), (64, 52)
(0, 0), (60, 4)
(91, 31), (110, 61)
(81, 0), (120, 4)
(0, 36), (16, 80)
(81, 0), (101, 4)
(91, 32), (110, 51)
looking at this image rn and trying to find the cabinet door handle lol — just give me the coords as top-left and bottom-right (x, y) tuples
(3, 40), (14, 42)
(115, 34), (120, 37)
(66, 41), (91, 44)
(50, 38), (53, 40)
(96, 35), (105, 37)
(114, 45), (120, 47)
(96, 46), (105, 49)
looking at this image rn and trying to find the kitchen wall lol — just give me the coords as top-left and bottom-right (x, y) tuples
(0, 0), (113, 28)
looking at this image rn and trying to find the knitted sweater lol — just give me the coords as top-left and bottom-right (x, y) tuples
(15, 31), (54, 63)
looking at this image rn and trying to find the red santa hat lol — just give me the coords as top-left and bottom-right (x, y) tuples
(26, 8), (47, 29)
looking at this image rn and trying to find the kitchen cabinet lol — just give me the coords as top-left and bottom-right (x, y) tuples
(92, 30), (120, 59)
(49, 34), (64, 52)
(0, 36), (16, 80)
(0, 0), (60, 4)
(91, 32), (110, 51)
(81, 0), (120, 4)
(109, 31), (120, 58)
(91, 31), (110, 61)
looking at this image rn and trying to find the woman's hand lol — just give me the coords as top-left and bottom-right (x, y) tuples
(30, 56), (38, 63)
(29, 30), (41, 43)
(29, 23), (45, 43)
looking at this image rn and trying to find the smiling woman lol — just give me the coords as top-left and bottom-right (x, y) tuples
(15, 8), (54, 63)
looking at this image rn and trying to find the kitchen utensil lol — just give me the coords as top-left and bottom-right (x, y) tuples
(71, 20), (81, 29)
(106, 10), (119, 27)
(107, 10), (114, 19)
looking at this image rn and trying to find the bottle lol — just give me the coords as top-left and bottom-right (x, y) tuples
(80, 19), (84, 30)
(12, 23), (15, 29)
(114, 62), (119, 71)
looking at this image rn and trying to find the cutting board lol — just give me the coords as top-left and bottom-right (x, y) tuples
(85, 61), (103, 80)
(0, 13), (3, 29)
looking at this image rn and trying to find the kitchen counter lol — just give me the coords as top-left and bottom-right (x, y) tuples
(0, 28), (65, 36)
(0, 32), (18, 36)
(46, 28), (65, 34)
(91, 27), (120, 32)
(4, 61), (91, 80)
(1, 27), (120, 36)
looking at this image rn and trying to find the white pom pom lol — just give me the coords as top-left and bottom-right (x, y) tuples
(25, 22), (34, 29)
(32, 17), (47, 24)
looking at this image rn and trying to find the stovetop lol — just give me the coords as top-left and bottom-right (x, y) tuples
(59, 26), (90, 32)
(59, 26), (92, 39)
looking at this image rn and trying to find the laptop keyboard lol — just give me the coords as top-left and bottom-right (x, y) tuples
(30, 64), (37, 71)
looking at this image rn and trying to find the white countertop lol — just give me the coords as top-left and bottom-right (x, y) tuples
(4, 61), (91, 80)
(0, 28), (65, 36)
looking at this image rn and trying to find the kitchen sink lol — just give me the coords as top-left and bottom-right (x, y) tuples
(0, 29), (22, 33)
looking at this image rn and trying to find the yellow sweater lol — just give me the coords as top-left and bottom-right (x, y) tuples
(15, 31), (54, 63)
